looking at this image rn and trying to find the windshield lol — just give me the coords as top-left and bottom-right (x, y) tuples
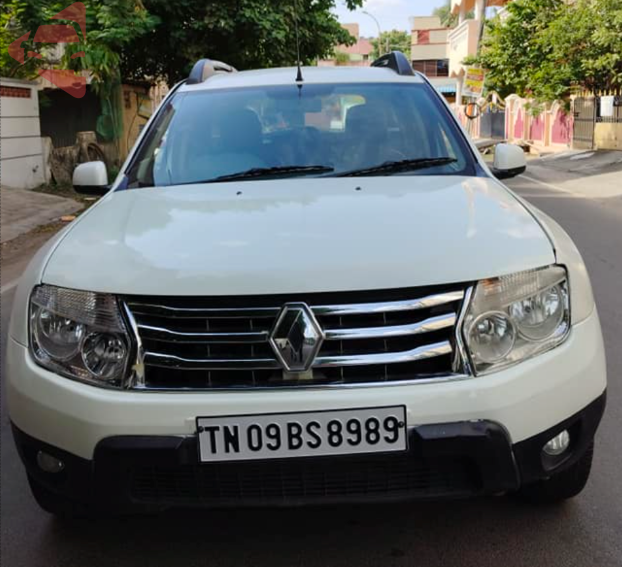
(126, 82), (475, 187)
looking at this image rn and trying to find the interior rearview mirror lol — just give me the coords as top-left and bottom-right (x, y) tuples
(492, 143), (527, 179)
(73, 161), (109, 195)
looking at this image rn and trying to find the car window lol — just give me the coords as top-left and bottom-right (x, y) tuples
(126, 83), (475, 187)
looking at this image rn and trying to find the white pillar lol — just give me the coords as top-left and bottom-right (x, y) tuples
(474, 0), (485, 20)
(456, 77), (463, 106)
(459, 1), (467, 24)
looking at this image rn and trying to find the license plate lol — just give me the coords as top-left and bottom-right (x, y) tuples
(197, 406), (407, 463)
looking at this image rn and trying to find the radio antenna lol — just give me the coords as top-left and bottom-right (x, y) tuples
(293, 0), (304, 83)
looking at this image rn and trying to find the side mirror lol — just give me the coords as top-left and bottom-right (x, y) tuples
(464, 102), (481, 120)
(492, 143), (527, 179)
(72, 161), (109, 195)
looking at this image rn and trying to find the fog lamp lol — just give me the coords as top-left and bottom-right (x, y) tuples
(543, 430), (570, 456)
(36, 451), (65, 473)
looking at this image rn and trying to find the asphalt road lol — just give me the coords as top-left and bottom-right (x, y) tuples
(1, 162), (621, 567)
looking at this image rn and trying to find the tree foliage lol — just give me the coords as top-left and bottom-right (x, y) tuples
(473, 0), (622, 103)
(1, 0), (363, 86)
(1, 0), (157, 94)
(432, 0), (473, 28)
(370, 29), (411, 60)
(1, 2), (34, 79)
(333, 51), (351, 66)
(126, 0), (363, 83)
(432, 1), (456, 27)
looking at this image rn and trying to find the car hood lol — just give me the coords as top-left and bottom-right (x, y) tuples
(43, 176), (554, 295)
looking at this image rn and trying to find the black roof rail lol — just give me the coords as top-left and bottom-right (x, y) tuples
(187, 59), (237, 85)
(371, 51), (414, 76)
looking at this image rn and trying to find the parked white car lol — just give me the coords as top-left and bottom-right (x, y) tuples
(7, 53), (606, 516)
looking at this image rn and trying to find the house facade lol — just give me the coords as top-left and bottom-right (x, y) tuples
(448, 0), (510, 104)
(410, 16), (450, 78)
(318, 24), (374, 67)
(410, 16), (458, 102)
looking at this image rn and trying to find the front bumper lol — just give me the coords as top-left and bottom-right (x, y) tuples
(9, 306), (607, 510)
(13, 393), (606, 510)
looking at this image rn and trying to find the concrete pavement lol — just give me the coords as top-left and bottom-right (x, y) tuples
(1, 153), (621, 567)
(522, 150), (622, 199)
(0, 187), (82, 244)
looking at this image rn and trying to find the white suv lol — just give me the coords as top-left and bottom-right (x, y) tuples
(7, 53), (606, 516)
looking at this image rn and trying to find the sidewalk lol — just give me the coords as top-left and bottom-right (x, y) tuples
(0, 187), (83, 244)
(473, 138), (499, 150)
(523, 150), (622, 199)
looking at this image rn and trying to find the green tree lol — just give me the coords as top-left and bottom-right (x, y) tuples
(433, 0), (454, 27)
(334, 51), (351, 66)
(473, 0), (622, 103)
(1, 0), (363, 85)
(432, 0), (473, 28)
(0, 1), (159, 145)
(121, 0), (362, 83)
(1, 2), (35, 79)
(370, 29), (411, 60)
(0, 0), (157, 88)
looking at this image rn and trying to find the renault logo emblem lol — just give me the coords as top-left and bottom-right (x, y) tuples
(269, 303), (324, 372)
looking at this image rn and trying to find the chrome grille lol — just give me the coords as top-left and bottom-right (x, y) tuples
(123, 285), (469, 390)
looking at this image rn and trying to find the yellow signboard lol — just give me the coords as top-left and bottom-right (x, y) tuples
(463, 67), (485, 98)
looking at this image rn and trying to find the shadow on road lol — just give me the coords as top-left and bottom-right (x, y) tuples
(22, 498), (604, 567)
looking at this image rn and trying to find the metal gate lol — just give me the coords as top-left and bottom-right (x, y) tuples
(596, 95), (622, 126)
(39, 86), (103, 148)
(572, 97), (595, 149)
(479, 108), (506, 139)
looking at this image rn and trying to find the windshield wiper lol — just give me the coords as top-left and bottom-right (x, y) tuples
(333, 157), (458, 177)
(196, 165), (335, 184)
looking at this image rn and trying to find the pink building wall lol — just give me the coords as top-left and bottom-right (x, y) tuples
(551, 109), (573, 145)
(513, 109), (524, 139)
(504, 96), (573, 149)
(530, 114), (545, 141)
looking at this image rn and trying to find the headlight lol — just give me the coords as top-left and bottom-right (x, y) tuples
(29, 285), (132, 388)
(464, 266), (570, 374)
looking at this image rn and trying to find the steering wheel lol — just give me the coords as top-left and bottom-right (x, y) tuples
(298, 127), (323, 164)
